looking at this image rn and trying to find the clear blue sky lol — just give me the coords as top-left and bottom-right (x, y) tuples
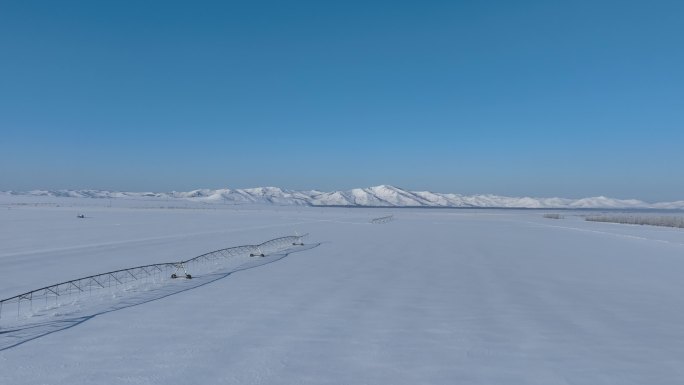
(1, 1), (683, 201)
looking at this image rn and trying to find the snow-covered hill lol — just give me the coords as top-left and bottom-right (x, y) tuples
(2, 185), (683, 209)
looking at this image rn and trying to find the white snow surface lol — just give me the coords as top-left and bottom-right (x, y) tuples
(3, 184), (683, 209)
(2, 198), (684, 384)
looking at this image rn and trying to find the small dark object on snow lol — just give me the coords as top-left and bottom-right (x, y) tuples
(77, 214), (85, 218)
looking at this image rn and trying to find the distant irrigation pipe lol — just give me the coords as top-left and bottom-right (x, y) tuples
(370, 215), (394, 224)
(0, 234), (307, 325)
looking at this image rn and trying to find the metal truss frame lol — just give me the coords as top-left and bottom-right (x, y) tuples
(0, 234), (307, 324)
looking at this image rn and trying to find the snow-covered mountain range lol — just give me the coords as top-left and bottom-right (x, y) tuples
(3, 185), (683, 209)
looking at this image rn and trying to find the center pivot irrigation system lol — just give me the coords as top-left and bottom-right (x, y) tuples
(0, 234), (307, 325)
(370, 215), (394, 224)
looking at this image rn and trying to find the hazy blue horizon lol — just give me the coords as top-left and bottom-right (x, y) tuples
(2, 1), (683, 201)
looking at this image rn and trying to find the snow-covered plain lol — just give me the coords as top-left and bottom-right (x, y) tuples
(1, 198), (684, 384)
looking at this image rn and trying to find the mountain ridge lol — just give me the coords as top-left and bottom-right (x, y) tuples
(3, 185), (683, 209)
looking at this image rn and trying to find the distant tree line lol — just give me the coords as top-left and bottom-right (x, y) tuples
(585, 215), (684, 229)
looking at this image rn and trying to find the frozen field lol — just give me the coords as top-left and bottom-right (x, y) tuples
(1, 199), (684, 384)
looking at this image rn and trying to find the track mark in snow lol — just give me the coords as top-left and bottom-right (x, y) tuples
(0, 219), (325, 260)
(520, 221), (684, 247)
